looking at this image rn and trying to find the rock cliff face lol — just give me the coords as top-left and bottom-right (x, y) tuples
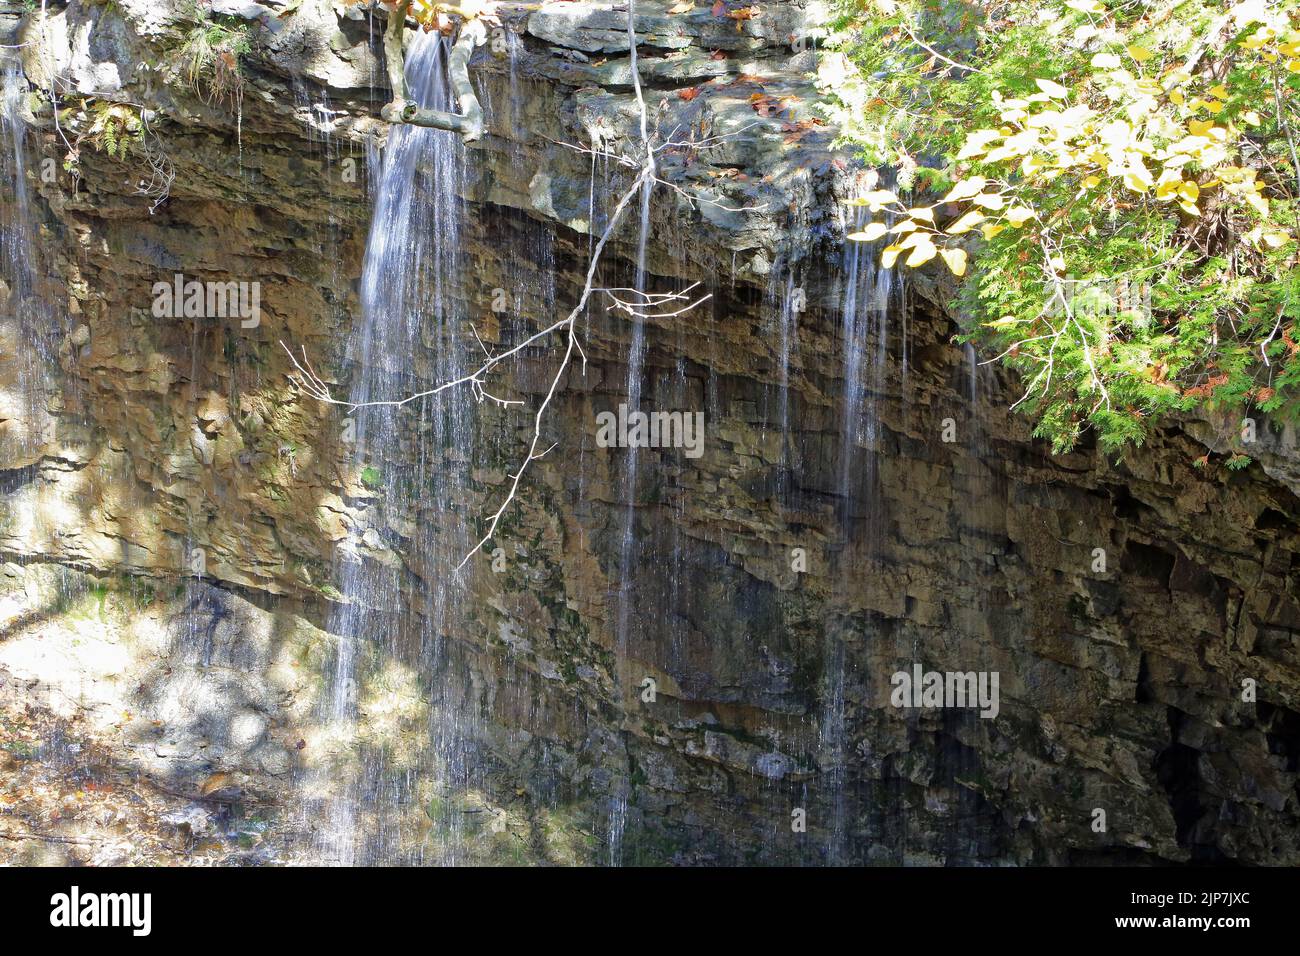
(2, 0), (1299, 865)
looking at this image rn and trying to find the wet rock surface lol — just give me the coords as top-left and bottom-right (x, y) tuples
(0, 0), (1298, 865)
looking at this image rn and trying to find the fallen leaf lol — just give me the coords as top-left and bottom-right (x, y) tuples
(780, 118), (817, 144)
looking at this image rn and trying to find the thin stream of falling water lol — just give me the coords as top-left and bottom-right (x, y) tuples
(820, 193), (897, 864)
(760, 262), (801, 464)
(310, 32), (473, 865)
(836, 206), (866, 519)
(823, 206), (864, 863)
(1, 60), (91, 713)
(778, 269), (798, 447)
(1, 59), (83, 628)
(1, 64), (58, 459)
(607, 46), (656, 858)
(507, 28), (522, 130)
(749, 265), (804, 830)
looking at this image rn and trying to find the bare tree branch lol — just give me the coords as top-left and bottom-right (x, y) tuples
(282, 7), (733, 573)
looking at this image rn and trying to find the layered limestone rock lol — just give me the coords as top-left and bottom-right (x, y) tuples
(1, 0), (1298, 864)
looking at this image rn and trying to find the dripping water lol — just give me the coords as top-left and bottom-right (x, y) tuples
(606, 3), (657, 853)
(312, 32), (475, 865)
(819, 192), (898, 864)
(0, 63), (59, 461)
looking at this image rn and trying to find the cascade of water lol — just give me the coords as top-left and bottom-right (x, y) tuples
(837, 206), (896, 522)
(760, 262), (801, 465)
(778, 270), (798, 447)
(837, 208), (866, 519)
(606, 52), (656, 858)
(312, 31), (475, 865)
(1, 63), (58, 461)
(507, 28), (523, 133)
(818, 194), (898, 864)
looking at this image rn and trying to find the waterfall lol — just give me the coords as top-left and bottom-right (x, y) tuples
(1, 63), (58, 463)
(312, 31), (475, 865)
(760, 263), (801, 469)
(837, 205), (896, 527)
(606, 26), (656, 855)
(777, 270), (798, 449)
(819, 197), (898, 864)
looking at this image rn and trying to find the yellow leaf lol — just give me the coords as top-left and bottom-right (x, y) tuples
(1097, 119), (1133, 148)
(1122, 162), (1153, 193)
(905, 240), (938, 267)
(1035, 78), (1069, 99)
(982, 223), (1006, 240)
(1243, 110), (1261, 126)
(882, 244), (903, 269)
(1082, 174), (1101, 189)
(1187, 119), (1215, 137)
(1155, 169), (1181, 200)
(890, 220), (919, 234)
(1064, 0), (1104, 12)
(1169, 89), (1185, 105)
(862, 189), (898, 211)
(1091, 52), (1121, 69)
(1178, 199), (1199, 216)
(946, 209), (986, 234)
(940, 248), (968, 277)
(1263, 230), (1291, 248)
(1006, 205), (1035, 226)
(1208, 84), (1229, 100)
(956, 129), (1003, 160)
(847, 222), (889, 242)
(940, 176), (988, 204)
(1021, 154), (1049, 177)
(1127, 45), (1153, 63)
(972, 192), (1006, 210)
(908, 205), (936, 222)
(984, 315), (1021, 329)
